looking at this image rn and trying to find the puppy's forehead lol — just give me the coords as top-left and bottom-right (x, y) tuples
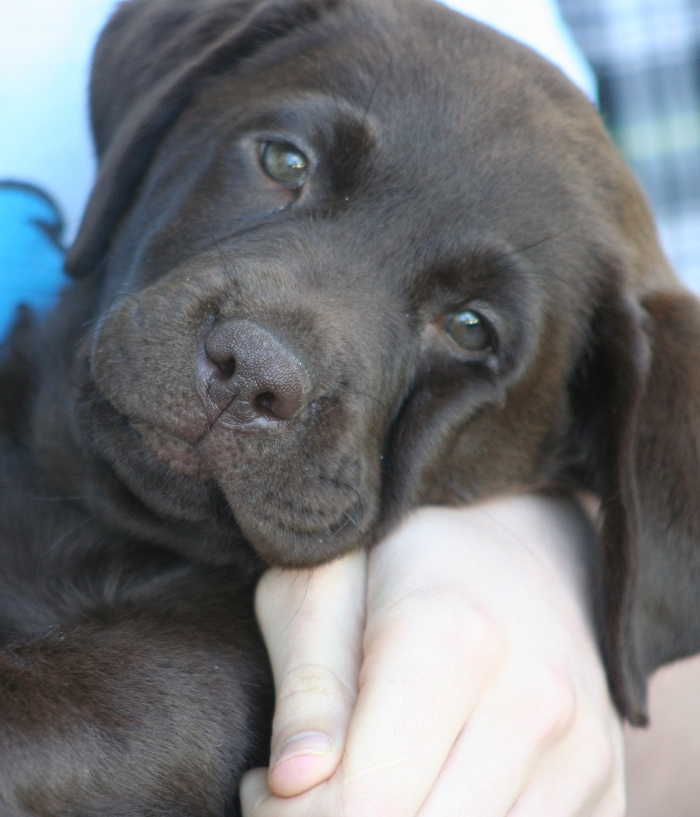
(228, 0), (594, 144)
(197, 0), (608, 233)
(230, 8), (600, 264)
(112, 0), (625, 312)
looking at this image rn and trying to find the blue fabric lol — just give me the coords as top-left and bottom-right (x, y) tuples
(0, 181), (66, 337)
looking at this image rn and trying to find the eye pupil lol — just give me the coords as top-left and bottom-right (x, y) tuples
(444, 309), (492, 351)
(261, 141), (308, 187)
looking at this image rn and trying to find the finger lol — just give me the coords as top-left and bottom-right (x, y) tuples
(240, 768), (272, 816)
(506, 704), (626, 817)
(416, 665), (576, 817)
(240, 767), (335, 817)
(256, 549), (367, 797)
(333, 593), (506, 817)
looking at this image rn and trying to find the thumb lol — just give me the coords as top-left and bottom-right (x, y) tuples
(255, 549), (367, 798)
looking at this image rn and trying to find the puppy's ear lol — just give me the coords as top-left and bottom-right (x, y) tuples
(66, 0), (341, 279)
(572, 276), (700, 725)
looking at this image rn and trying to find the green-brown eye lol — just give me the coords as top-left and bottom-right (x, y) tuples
(260, 141), (309, 188)
(444, 309), (493, 351)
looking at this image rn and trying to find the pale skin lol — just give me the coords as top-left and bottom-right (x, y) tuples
(624, 654), (700, 816)
(239, 495), (629, 816)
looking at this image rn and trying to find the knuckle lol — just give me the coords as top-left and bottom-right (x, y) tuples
(277, 663), (353, 709)
(390, 591), (507, 670)
(438, 600), (508, 678)
(458, 602), (507, 667)
(525, 668), (577, 744)
(579, 730), (625, 811)
(587, 733), (616, 780)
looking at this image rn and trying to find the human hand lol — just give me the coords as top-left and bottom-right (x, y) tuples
(240, 495), (626, 816)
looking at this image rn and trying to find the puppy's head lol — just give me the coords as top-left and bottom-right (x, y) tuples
(38, 0), (700, 722)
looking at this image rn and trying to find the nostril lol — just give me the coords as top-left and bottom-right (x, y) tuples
(202, 318), (311, 423)
(254, 391), (277, 419)
(214, 356), (237, 380)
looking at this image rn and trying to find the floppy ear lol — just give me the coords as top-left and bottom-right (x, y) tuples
(572, 277), (700, 725)
(66, 0), (342, 279)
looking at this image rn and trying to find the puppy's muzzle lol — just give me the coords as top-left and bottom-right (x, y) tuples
(200, 318), (311, 426)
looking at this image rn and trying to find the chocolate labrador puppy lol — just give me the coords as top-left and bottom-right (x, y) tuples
(2, 0), (700, 812)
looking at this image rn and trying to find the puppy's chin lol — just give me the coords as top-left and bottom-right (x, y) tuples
(130, 420), (372, 566)
(228, 493), (372, 568)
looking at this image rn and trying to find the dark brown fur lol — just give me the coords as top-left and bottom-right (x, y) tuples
(2, 0), (700, 812)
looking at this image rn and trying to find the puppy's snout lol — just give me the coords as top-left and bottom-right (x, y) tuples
(203, 319), (310, 423)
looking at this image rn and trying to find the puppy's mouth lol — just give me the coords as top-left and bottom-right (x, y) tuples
(132, 415), (369, 555)
(76, 359), (381, 568)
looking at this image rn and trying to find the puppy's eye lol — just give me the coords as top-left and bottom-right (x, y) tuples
(260, 141), (309, 188)
(444, 309), (492, 351)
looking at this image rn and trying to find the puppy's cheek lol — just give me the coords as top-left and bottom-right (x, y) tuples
(89, 292), (212, 443)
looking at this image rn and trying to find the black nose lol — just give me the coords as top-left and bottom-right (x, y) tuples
(202, 319), (311, 423)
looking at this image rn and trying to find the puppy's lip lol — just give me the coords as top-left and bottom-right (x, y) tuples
(212, 410), (295, 433)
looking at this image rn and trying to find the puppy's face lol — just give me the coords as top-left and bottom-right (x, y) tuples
(65, 0), (663, 567)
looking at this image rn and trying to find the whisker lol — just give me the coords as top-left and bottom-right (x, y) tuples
(315, 511), (333, 537)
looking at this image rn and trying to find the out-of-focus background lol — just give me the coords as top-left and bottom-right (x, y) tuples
(0, 0), (116, 241)
(559, 0), (700, 294)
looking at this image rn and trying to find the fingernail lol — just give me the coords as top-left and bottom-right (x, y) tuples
(272, 731), (333, 768)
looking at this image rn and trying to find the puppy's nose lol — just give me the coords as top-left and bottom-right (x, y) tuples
(203, 319), (310, 423)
